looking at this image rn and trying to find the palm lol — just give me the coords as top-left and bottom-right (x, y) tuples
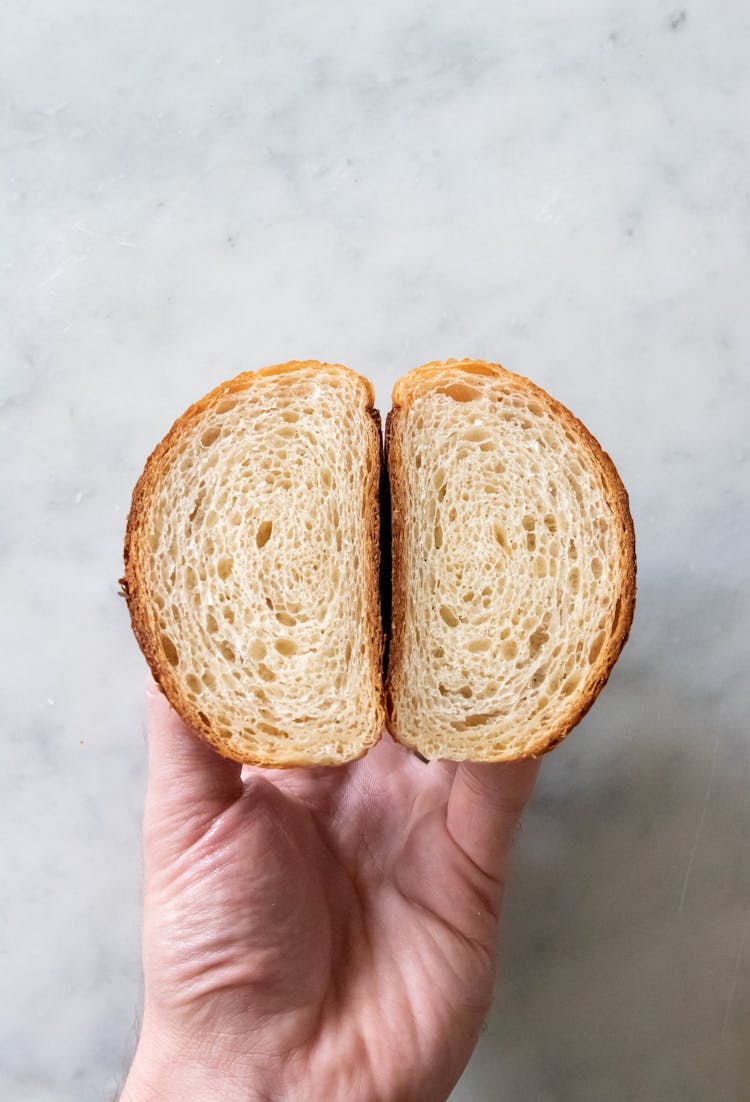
(139, 687), (538, 1102)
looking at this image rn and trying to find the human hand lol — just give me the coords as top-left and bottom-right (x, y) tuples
(122, 680), (539, 1102)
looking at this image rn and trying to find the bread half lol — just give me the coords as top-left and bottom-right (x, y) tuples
(385, 359), (636, 761)
(123, 361), (384, 766)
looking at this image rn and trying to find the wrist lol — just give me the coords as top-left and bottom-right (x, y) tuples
(122, 1028), (280, 1102)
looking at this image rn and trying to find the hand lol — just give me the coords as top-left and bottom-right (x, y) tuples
(123, 680), (539, 1102)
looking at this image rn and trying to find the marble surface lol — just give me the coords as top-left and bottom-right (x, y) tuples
(2, 1), (748, 1098)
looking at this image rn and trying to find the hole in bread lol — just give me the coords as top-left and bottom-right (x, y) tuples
(432, 646), (444, 658)
(463, 363), (498, 378)
(220, 640), (235, 662)
(501, 640), (518, 660)
(260, 723), (289, 740)
(459, 685), (473, 698)
(527, 532), (536, 551)
(185, 565), (197, 589)
(451, 712), (496, 730)
(204, 510), (218, 530)
(588, 631), (605, 664)
(434, 524), (443, 549)
(415, 454), (422, 469)
(258, 663), (276, 682)
(463, 426), (489, 443)
(160, 634), (179, 667)
(201, 670), (216, 690)
(439, 605), (459, 627)
(201, 426), (221, 447)
(249, 640), (267, 660)
(282, 410), (299, 423)
(217, 555), (233, 580)
(274, 638), (296, 657)
(197, 710), (209, 725)
(440, 382), (480, 402)
(562, 672), (581, 695)
(275, 610), (297, 627)
(188, 488), (206, 522)
(529, 629), (549, 657)
(206, 612), (219, 634)
(543, 513), (557, 533)
(467, 638), (490, 653)
(215, 398), (238, 414)
(533, 556), (547, 578)
(222, 607), (235, 624)
(612, 596), (623, 629)
(530, 665), (547, 689)
(256, 521), (273, 548)
(437, 484), (447, 503)
(148, 532), (159, 551)
(493, 523), (509, 552)
(591, 557), (603, 580)
(522, 515), (535, 531)
(568, 567), (580, 594)
(186, 674), (201, 694)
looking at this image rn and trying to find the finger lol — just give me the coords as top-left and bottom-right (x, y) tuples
(446, 758), (541, 880)
(145, 677), (243, 831)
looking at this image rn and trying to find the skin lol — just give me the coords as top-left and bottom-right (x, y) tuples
(122, 680), (540, 1102)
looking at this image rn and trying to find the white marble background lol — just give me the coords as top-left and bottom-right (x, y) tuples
(1, 0), (748, 1099)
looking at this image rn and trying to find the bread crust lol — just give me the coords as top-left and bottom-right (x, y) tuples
(123, 361), (384, 767)
(385, 358), (636, 761)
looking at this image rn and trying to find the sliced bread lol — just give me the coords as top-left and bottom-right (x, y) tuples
(384, 358), (636, 761)
(123, 361), (384, 766)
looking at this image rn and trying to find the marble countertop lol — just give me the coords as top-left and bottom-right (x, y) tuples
(2, 1), (748, 1099)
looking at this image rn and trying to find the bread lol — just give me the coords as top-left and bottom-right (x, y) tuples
(122, 361), (385, 767)
(384, 359), (636, 761)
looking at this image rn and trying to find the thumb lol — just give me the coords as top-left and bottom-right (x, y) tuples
(446, 758), (541, 882)
(143, 677), (243, 850)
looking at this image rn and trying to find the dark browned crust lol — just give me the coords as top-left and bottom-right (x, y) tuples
(123, 360), (384, 767)
(384, 358), (636, 762)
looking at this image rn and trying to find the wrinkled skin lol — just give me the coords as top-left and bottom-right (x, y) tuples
(122, 681), (539, 1102)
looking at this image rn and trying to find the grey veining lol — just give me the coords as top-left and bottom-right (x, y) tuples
(1, 1), (749, 1099)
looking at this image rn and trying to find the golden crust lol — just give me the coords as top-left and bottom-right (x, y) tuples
(385, 358), (636, 761)
(123, 361), (384, 767)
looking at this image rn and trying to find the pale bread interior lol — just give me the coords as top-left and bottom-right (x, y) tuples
(386, 363), (633, 761)
(129, 365), (383, 766)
